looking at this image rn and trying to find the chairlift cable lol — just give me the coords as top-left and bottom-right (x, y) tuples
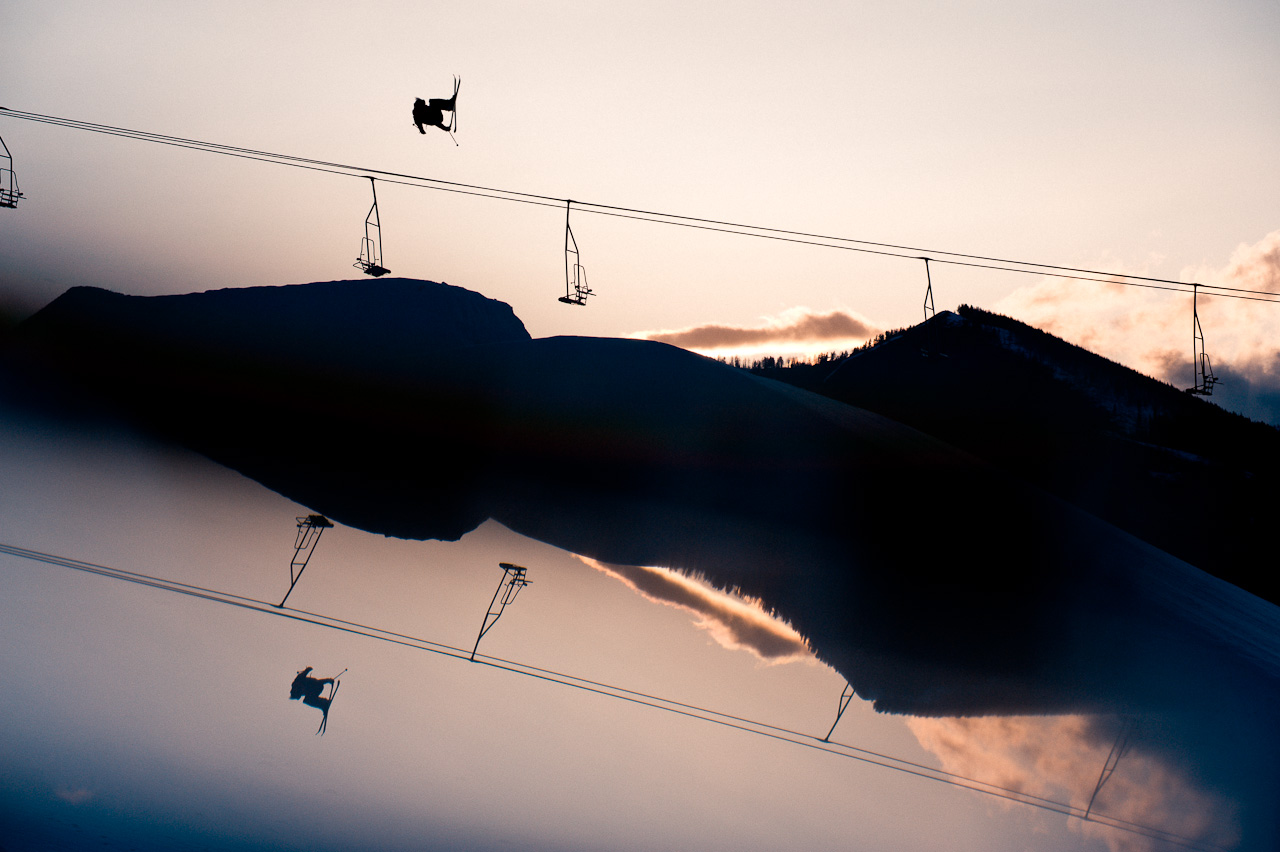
(0, 540), (1226, 851)
(1, 108), (564, 214)
(1, 107), (1276, 307)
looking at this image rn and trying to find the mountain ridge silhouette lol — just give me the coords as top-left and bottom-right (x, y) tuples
(739, 306), (1280, 605)
(6, 279), (1277, 727)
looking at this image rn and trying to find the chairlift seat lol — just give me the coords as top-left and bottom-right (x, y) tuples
(356, 262), (391, 278)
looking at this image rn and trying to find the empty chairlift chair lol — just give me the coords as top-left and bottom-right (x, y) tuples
(354, 177), (390, 277)
(558, 201), (593, 305)
(0, 136), (25, 209)
(1186, 285), (1219, 396)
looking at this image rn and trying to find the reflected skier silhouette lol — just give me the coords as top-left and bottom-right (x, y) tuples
(413, 76), (460, 136)
(289, 666), (344, 735)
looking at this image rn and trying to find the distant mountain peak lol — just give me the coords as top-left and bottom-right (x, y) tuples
(749, 305), (1280, 604)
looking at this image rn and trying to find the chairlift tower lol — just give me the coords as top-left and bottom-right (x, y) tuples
(1084, 715), (1136, 820)
(471, 563), (531, 660)
(558, 200), (593, 305)
(1186, 285), (1219, 396)
(278, 514), (334, 607)
(0, 135), (25, 209)
(920, 257), (940, 356)
(823, 681), (856, 742)
(921, 257), (935, 323)
(354, 177), (390, 277)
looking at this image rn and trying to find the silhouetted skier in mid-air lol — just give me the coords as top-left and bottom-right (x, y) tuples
(413, 76), (460, 135)
(289, 666), (343, 735)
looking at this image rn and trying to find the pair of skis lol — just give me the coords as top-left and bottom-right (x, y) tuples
(448, 75), (460, 135)
(315, 669), (346, 736)
(443, 75), (461, 146)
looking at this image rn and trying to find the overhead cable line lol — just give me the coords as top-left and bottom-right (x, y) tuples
(573, 204), (1280, 303)
(0, 540), (1225, 852)
(2, 106), (1275, 305)
(0, 107), (562, 207)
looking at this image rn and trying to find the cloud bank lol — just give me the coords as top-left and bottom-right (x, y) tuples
(995, 229), (1280, 425)
(634, 307), (878, 356)
(574, 555), (814, 664)
(906, 714), (1240, 852)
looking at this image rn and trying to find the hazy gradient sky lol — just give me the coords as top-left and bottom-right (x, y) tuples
(2, 1), (1278, 384)
(2, 3), (1278, 850)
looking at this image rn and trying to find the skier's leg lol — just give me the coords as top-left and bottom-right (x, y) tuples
(303, 694), (327, 711)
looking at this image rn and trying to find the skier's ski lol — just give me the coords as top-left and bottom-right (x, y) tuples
(316, 679), (340, 736)
(450, 75), (461, 134)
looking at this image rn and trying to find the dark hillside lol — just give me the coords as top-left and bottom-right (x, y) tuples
(8, 280), (1279, 739)
(747, 306), (1280, 605)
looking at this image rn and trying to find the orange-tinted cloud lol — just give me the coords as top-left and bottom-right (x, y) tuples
(994, 229), (1280, 424)
(574, 555), (814, 663)
(635, 307), (878, 353)
(906, 715), (1239, 852)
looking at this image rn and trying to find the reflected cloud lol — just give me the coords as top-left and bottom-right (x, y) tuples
(575, 555), (814, 664)
(906, 714), (1241, 852)
(994, 229), (1280, 425)
(634, 307), (877, 356)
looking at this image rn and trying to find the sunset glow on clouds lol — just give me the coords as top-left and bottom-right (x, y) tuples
(633, 307), (879, 361)
(906, 714), (1239, 852)
(629, 232), (1280, 425)
(995, 229), (1280, 424)
(574, 555), (814, 664)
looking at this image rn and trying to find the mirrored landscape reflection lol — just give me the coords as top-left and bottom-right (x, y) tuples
(584, 556), (1268, 852)
(2, 279), (1277, 852)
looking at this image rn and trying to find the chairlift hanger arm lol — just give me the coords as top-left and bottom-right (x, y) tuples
(278, 515), (333, 608)
(1186, 285), (1219, 395)
(921, 257), (935, 320)
(354, 177), (390, 277)
(560, 200), (593, 305)
(470, 563), (531, 660)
